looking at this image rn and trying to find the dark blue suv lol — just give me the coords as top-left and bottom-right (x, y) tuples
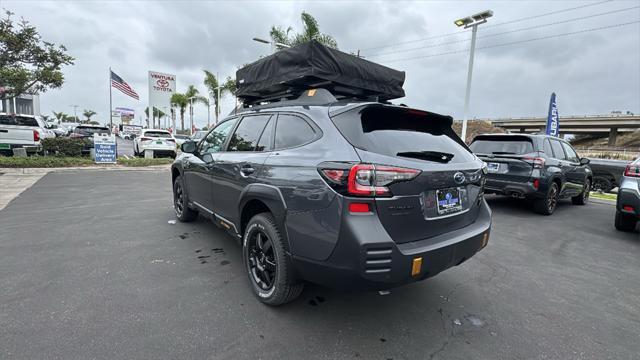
(171, 90), (491, 305)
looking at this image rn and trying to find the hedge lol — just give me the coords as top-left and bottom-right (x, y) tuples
(42, 137), (91, 157)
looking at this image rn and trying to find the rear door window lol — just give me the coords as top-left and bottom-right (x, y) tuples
(227, 115), (271, 152)
(332, 105), (474, 163)
(550, 140), (566, 160)
(470, 138), (534, 155)
(274, 114), (316, 149)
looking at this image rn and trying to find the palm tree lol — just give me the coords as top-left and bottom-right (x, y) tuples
(269, 11), (338, 49)
(184, 85), (207, 132)
(52, 111), (68, 122)
(203, 71), (236, 126)
(83, 109), (97, 123)
(170, 93), (188, 131)
(144, 107), (166, 128)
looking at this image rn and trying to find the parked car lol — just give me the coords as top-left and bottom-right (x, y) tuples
(134, 129), (176, 158)
(470, 134), (592, 215)
(0, 113), (43, 155)
(48, 123), (70, 137)
(70, 125), (110, 154)
(173, 134), (190, 147)
(36, 117), (57, 139)
(171, 90), (491, 305)
(588, 158), (629, 193)
(615, 157), (640, 232)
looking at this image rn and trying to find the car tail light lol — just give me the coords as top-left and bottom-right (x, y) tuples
(623, 205), (635, 212)
(33, 130), (40, 142)
(348, 203), (371, 213)
(140, 137), (152, 141)
(524, 156), (545, 169)
(624, 163), (640, 178)
(319, 163), (420, 197)
(533, 179), (540, 190)
(166, 138), (175, 143)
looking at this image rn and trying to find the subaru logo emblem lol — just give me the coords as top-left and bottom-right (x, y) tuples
(453, 172), (465, 184)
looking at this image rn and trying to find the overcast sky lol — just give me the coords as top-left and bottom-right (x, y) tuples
(3, 0), (640, 128)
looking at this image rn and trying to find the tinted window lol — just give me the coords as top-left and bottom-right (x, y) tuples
(228, 115), (271, 152)
(332, 105), (474, 164)
(275, 114), (316, 149)
(470, 139), (534, 155)
(543, 139), (554, 157)
(199, 118), (237, 154)
(144, 131), (171, 138)
(256, 118), (274, 152)
(550, 140), (566, 160)
(75, 126), (109, 135)
(0, 115), (39, 127)
(561, 142), (580, 162)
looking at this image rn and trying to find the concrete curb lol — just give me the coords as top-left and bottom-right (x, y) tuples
(0, 164), (171, 175)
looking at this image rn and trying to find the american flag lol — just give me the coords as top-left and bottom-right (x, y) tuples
(110, 71), (139, 100)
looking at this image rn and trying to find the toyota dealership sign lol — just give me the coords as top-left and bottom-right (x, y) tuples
(148, 71), (176, 109)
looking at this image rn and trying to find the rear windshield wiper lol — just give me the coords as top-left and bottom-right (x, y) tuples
(397, 151), (454, 163)
(491, 151), (517, 155)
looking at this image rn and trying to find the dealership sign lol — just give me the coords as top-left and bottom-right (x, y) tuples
(93, 133), (117, 164)
(148, 71), (176, 108)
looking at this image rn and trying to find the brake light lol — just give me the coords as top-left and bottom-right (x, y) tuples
(524, 156), (545, 169)
(347, 164), (420, 197)
(623, 205), (635, 212)
(319, 163), (420, 197)
(33, 129), (40, 142)
(166, 138), (176, 143)
(624, 164), (640, 178)
(533, 179), (540, 190)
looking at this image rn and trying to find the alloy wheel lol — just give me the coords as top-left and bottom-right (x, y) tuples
(548, 184), (558, 213)
(583, 180), (590, 202)
(247, 230), (277, 291)
(174, 182), (184, 217)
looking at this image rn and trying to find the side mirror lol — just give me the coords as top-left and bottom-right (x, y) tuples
(580, 158), (590, 165)
(181, 140), (197, 154)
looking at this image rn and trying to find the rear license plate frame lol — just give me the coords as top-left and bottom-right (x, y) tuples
(487, 162), (500, 172)
(436, 187), (463, 215)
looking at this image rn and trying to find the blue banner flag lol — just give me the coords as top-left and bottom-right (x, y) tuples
(545, 92), (559, 137)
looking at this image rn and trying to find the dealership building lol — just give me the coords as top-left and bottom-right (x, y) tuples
(1, 94), (41, 116)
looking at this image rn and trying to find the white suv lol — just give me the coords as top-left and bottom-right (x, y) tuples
(134, 129), (176, 158)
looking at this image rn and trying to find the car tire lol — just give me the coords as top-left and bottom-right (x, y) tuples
(592, 176), (613, 193)
(243, 213), (303, 306)
(571, 179), (590, 205)
(615, 211), (637, 232)
(533, 182), (559, 215)
(173, 175), (198, 222)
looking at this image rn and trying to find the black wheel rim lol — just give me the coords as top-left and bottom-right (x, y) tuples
(548, 184), (558, 212)
(174, 182), (184, 216)
(247, 230), (277, 291)
(583, 180), (590, 202)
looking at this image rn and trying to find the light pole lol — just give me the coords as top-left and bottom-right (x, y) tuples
(454, 10), (493, 143)
(252, 37), (290, 54)
(69, 104), (79, 122)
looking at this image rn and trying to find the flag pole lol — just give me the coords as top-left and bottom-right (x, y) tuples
(109, 67), (113, 131)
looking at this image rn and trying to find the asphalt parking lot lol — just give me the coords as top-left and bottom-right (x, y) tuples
(0, 170), (638, 360)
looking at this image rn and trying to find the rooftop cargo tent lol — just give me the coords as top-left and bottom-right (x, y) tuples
(236, 40), (406, 106)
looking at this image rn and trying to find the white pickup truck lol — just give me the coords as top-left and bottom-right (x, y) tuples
(0, 114), (43, 155)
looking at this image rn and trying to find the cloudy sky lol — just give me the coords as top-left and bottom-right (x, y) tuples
(3, 0), (640, 128)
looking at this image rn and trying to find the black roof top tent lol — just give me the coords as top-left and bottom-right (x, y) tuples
(235, 40), (406, 106)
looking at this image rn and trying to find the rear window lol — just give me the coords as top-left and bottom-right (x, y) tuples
(331, 105), (474, 164)
(144, 131), (170, 138)
(0, 115), (39, 127)
(75, 126), (109, 134)
(470, 137), (534, 155)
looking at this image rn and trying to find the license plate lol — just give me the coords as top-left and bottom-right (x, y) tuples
(156, 140), (163, 145)
(436, 187), (463, 215)
(0, 143), (10, 150)
(487, 162), (501, 172)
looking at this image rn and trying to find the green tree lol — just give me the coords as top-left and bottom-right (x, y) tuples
(52, 111), (68, 122)
(184, 85), (206, 131)
(82, 109), (96, 122)
(170, 92), (188, 131)
(0, 10), (75, 100)
(203, 71), (236, 126)
(269, 11), (338, 50)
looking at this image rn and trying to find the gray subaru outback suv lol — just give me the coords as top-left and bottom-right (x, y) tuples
(171, 89), (491, 305)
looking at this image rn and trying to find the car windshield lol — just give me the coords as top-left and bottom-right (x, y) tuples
(144, 131), (171, 138)
(0, 115), (39, 127)
(75, 127), (109, 134)
(470, 138), (534, 155)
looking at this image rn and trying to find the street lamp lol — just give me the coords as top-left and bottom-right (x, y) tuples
(69, 104), (79, 122)
(252, 37), (290, 53)
(187, 96), (196, 135)
(454, 10), (493, 143)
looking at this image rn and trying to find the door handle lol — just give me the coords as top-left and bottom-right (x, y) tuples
(240, 164), (255, 176)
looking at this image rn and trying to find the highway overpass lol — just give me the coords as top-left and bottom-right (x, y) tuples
(468, 115), (640, 146)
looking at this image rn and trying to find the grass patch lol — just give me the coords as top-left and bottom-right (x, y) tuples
(590, 191), (617, 202)
(117, 157), (173, 167)
(0, 155), (94, 168)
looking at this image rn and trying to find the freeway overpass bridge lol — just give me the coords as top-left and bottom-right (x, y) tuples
(476, 115), (640, 145)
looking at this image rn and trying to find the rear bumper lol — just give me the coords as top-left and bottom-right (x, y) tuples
(0, 143), (41, 155)
(484, 178), (542, 198)
(617, 187), (640, 218)
(291, 199), (491, 290)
